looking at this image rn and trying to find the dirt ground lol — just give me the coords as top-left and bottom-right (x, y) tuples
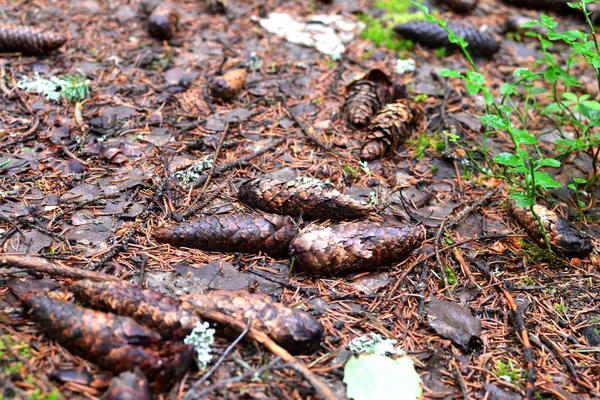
(0, 0), (599, 399)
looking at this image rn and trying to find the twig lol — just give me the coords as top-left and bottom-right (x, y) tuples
(182, 186), (223, 219)
(199, 123), (229, 195)
(450, 359), (468, 400)
(193, 137), (286, 187)
(203, 76), (217, 114)
(246, 269), (319, 296)
(277, 94), (334, 155)
(472, 262), (536, 399)
(183, 318), (253, 400)
(186, 307), (339, 400)
(0, 254), (120, 281)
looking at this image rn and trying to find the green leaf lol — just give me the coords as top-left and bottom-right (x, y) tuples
(574, 178), (587, 184)
(535, 158), (561, 168)
(513, 128), (537, 145)
(344, 355), (423, 400)
(439, 69), (462, 78)
(514, 68), (531, 77)
(534, 171), (561, 189)
(500, 83), (515, 96)
(466, 83), (480, 95)
(479, 115), (508, 130)
(494, 152), (521, 166)
(509, 192), (533, 208)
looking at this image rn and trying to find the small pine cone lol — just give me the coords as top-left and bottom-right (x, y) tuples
(154, 213), (297, 257)
(289, 222), (426, 276)
(210, 68), (247, 101)
(393, 21), (500, 57)
(70, 279), (202, 340)
(342, 69), (398, 130)
(181, 290), (324, 354)
(440, 0), (478, 13)
(508, 200), (593, 258)
(0, 24), (66, 55)
(104, 370), (152, 400)
(360, 100), (423, 160)
(238, 178), (374, 220)
(147, 4), (179, 40)
(23, 296), (193, 391)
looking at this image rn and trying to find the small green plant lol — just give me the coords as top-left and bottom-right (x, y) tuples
(26, 388), (61, 400)
(554, 303), (568, 320)
(17, 73), (90, 104)
(568, 178), (587, 223)
(410, 132), (444, 159)
(493, 359), (524, 385)
(444, 265), (457, 286)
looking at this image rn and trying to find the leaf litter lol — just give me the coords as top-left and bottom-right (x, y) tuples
(0, 0), (599, 399)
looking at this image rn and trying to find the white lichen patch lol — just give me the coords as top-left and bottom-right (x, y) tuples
(184, 321), (216, 369)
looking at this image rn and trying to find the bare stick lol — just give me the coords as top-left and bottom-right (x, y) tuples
(0, 255), (120, 282)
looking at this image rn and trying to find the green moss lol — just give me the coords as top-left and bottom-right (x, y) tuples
(373, 0), (411, 13)
(409, 132), (445, 159)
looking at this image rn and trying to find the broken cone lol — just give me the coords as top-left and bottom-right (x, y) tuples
(210, 68), (247, 101)
(508, 199), (593, 258)
(289, 222), (426, 276)
(147, 4), (179, 40)
(360, 99), (423, 160)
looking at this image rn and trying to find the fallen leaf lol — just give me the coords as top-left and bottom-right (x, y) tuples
(426, 297), (482, 350)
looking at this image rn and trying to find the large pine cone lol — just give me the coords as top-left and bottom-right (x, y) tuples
(0, 24), (66, 54)
(508, 200), (593, 258)
(342, 69), (400, 130)
(393, 20), (500, 57)
(289, 222), (426, 276)
(360, 100), (423, 160)
(154, 213), (297, 257)
(238, 178), (374, 220)
(181, 290), (324, 354)
(70, 279), (201, 340)
(147, 3), (179, 40)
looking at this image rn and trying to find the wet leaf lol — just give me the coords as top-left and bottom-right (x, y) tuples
(425, 297), (482, 350)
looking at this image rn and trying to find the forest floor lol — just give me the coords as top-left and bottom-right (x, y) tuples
(0, 0), (599, 399)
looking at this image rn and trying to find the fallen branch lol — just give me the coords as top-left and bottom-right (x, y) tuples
(0, 254), (120, 281)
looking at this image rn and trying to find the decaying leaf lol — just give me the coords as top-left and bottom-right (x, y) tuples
(439, 0), (478, 13)
(22, 296), (193, 391)
(393, 21), (500, 57)
(181, 289), (324, 354)
(508, 200), (593, 258)
(425, 297), (481, 350)
(289, 222), (426, 276)
(147, 3), (179, 40)
(344, 354), (422, 400)
(342, 69), (402, 130)
(69, 279), (202, 340)
(238, 178), (374, 220)
(154, 213), (297, 257)
(210, 68), (247, 101)
(360, 100), (423, 161)
(0, 24), (67, 54)
(103, 369), (152, 400)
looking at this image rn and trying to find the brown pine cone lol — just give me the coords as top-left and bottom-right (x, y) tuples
(104, 369), (152, 400)
(342, 69), (400, 130)
(508, 200), (593, 258)
(238, 178), (374, 220)
(181, 290), (324, 354)
(0, 24), (66, 54)
(70, 279), (202, 340)
(289, 222), (426, 276)
(154, 213), (297, 257)
(360, 100), (423, 160)
(393, 21), (500, 57)
(147, 3), (179, 40)
(23, 296), (193, 391)
(210, 68), (247, 101)
(439, 0), (478, 13)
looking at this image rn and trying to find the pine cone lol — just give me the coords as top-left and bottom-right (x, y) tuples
(104, 370), (152, 400)
(23, 296), (193, 391)
(147, 3), (179, 40)
(0, 24), (66, 54)
(508, 200), (593, 258)
(360, 99), (423, 160)
(393, 21), (499, 57)
(181, 290), (324, 354)
(289, 222), (426, 276)
(342, 69), (400, 130)
(238, 178), (374, 220)
(210, 68), (247, 101)
(70, 280), (202, 340)
(154, 213), (297, 257)
(439, 0), (478, 13)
